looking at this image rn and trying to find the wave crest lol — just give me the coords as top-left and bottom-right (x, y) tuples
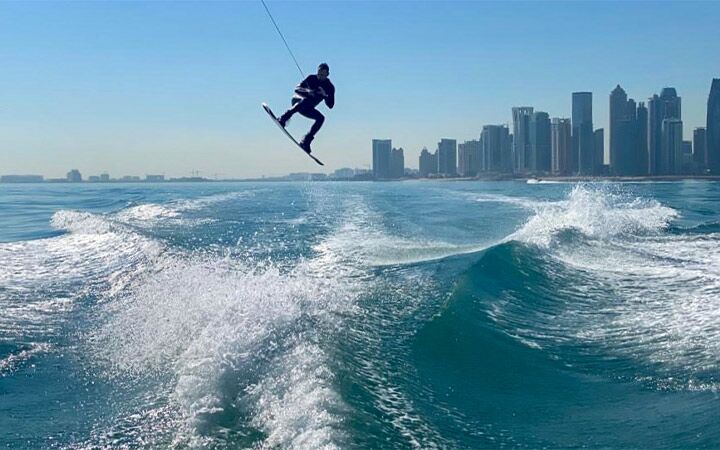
(512, 184), (678, 247)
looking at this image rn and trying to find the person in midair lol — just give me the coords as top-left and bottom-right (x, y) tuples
(277, 63), (335, 153)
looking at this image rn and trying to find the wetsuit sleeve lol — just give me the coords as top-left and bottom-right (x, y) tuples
(294, 76), (313, 95)
(325, 84), (335, 109)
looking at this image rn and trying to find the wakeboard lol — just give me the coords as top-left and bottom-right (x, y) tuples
(262, 102), (324, 166)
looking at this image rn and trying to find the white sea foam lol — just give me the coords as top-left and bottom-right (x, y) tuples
(511, 184), (678, 247)
(472, 192), (543, 210)
(555, 232), (720, 384)
(89, 253), (345, 447)
(316, 218), (478, 267)
(0, 342), (52, 375)
(528, 179), (566, 184)
(246, 343), (344, 450)
(174, 191), (253, 211)
(313, 204), (494, 267)
(89, 199), (371, 448)
(0, 210), (162, 339)
(0, 210), (161, 291)
(115, 191), (251, 227)
(115, 203), (181, 222)
(86, 192), (453, 447)
(497, 184), (720, 390)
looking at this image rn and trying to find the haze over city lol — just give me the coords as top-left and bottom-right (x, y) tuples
(1, 0), (719, 178)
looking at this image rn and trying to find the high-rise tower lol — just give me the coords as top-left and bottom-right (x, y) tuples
(707, 79), (720, 173)
(512, 107), (534, 173)
(572, 92), (594, 175)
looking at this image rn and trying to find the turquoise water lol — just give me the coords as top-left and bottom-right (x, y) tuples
(1, 180), (719, 448)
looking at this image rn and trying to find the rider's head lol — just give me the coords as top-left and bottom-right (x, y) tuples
(317, 63), (329, 81)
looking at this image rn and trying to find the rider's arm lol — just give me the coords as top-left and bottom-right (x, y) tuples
(294, 76), (313, 96)
(324, 85), (335, 109)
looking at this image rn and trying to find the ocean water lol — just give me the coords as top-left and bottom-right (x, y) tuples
(1, 180), (719, 449)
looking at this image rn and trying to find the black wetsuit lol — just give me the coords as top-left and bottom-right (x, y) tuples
(279, 75), (335, 142)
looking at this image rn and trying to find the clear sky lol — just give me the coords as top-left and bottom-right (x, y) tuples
(1, 0), (719, 178)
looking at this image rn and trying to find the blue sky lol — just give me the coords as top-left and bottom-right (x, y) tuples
(1, 1), (718, 178)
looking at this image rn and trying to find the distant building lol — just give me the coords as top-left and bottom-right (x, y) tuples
(529, 111), (551, 173)
(693, 127), (707, 169)
(615, 117), (636, 175)
(280, 172), (328, 181)
(458, 143), (470, 176)
(390, 147), (405, 179)
(286, 172), (312, 181)
(551, 118), (572, 175)
(636, 102), (648, 175)
(404, 168), (419, 177)
(372, 139), (392, 179)
(648, 87), (682, 175)
(146, 175), (165, 182)
(682, 141), (693, 155)
(0, 175), (44, 183)
(609, 85), (647, 176)
(100, 173), (110, 182)
(88, 176), (101, 182)
(661, 118), (683, 175)
(609, 85), (628, 173)
(418, 147), (437, 177)
(480, 125), (512, 173)
(682, 140), (694, 173)
(333, 168), (355, 179)
(512, 107), (534, 173)
(707, 79), (720, 173)
(594, 128), (605, 172)
(66, 169), (82, 182)
(458, 140), (481, 176)
(572, 92), (594, 175)
(437, 138), (457, 176)
(352, 171), (374, 181)
(121, 175), (141, 181)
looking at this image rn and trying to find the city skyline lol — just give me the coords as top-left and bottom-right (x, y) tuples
(4, 77), (718, 181)
(1, 1), (719, 178)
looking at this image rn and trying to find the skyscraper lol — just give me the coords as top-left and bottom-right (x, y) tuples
(682, 140), (693, 173)
(551, 118), (572, 175)
(694, 127), (707, 169)
(468, 139), (482, 174)
(594, 128), (605, 173)
(636, 103), (648, 175)
(512, 107), (533, 173)
(481, 125), (512, 173)
(458, 140), (481, 177)
(458, 142), (469, 177)
(372, 139), (392, 179)
(390, 147), (405, 179)
(419, 147), (437, 177)
(647, 95), (661, 174)
(707, 79), (720, 173)
(572, 92), (593, 175)
(609, 86), (645, 175)
(648, 88), (682, 174)
(437, 139), (457, 176)
(609, 85), (628, 170)
(530, 112), (551, 173)
(661, 119), (683, 175)
(418, 148), (437, 177)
